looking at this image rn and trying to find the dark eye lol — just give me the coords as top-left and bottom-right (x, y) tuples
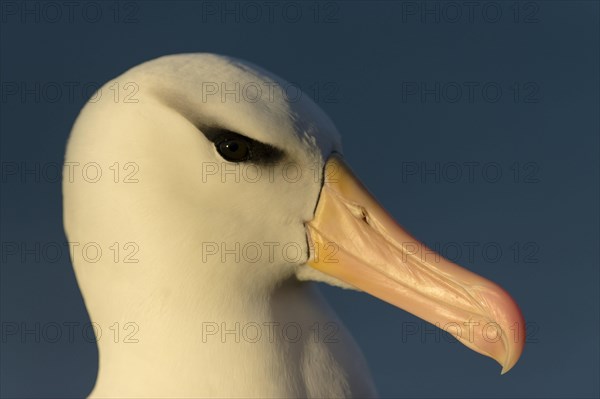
(204, 128), (284, 164)
(216, 137), (251, 162)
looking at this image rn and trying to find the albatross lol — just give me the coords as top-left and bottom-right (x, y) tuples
(63, 53), (525, 398)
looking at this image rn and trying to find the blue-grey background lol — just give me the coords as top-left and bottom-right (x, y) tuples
(1, 1), (598, 398)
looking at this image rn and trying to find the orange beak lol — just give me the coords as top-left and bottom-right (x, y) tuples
(306, 154), (525, 374)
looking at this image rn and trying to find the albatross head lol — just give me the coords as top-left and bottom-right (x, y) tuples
(63, 53), (524, 397)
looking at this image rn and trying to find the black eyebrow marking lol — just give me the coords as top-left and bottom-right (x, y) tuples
(154, 93), (286, 165)
(199, 126), (285, 165)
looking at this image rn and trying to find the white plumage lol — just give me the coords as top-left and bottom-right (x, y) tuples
(64, 54), (375, 397)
